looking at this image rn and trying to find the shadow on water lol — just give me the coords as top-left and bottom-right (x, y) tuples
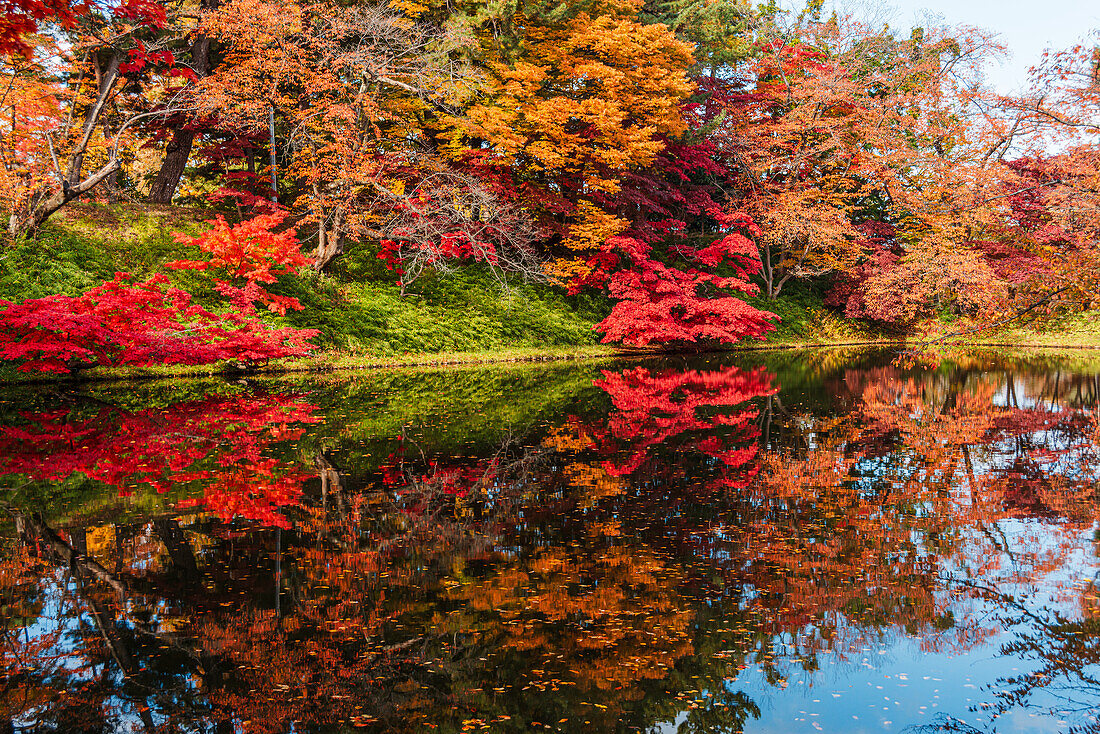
(1, 349), (1100, 733)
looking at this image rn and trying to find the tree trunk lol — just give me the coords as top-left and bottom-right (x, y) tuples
(148, 1), (216, 204)
(13, 510), (126, 595)
(315, 228), (344, 272)
(760, 241), (778, 298)
(67, 52), (120, 186)
(8, 158), (122, 237)
(7, 49), (123, 238)
(149, 128), (197, 203)
(153, 518), (199, 579)
(314, 206), (344, 271)
(104, 166), (121, 203)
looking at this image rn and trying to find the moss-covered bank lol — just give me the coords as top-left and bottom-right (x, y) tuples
(0, 203), (889, 372)
(27, 203), (1100, 383)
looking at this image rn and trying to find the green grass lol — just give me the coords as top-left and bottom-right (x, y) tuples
(272, 267), (607, 354)
(0, 204), (212, 301)
(744, 281), (888, 346)
(969, 310), (1100, 349)
(0, 203), (609, 365)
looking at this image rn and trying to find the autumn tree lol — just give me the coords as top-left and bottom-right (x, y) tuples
(999, 30), (1100, 149)
(710, 17), (1004, 303)
(978, 151), (1100, 315)
(146, 0), (222, 203)
(169, 209), (312, 313)
(0, 0), (195, 236)
(193, 0), (544, 281)
(443, 0), (696, 277)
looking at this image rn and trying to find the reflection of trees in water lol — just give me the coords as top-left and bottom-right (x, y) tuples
(0, 391), (318, 526)
(913, 572), (1100, 734)
(903, 582), (1100, 734)
(749, 364), (1100, 731)
(0, 510), (221, 733)
(1, 360), (1100, 732)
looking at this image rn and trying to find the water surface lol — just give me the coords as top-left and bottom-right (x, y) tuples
(2, 349), (1099, 733)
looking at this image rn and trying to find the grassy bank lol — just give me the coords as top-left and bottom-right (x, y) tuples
(968, 311), (1100, 350)
(0, 204), (607, 356)
(0, 203), (942, 383)
(744, 281), (889, 347)
(890, 310), (1100, 359)
(72, 344), (622, 383)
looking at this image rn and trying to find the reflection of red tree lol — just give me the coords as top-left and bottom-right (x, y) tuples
(176, 466), (310, 529)
(0, 394), (317, 526)
(590, 365), (776, 484)
(376, 437), (506, 521)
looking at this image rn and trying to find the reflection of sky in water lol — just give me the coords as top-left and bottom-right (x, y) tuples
(657, 518), (1100, 734)
(15, 573), (162, 732)
(727, 637), (1053, 733)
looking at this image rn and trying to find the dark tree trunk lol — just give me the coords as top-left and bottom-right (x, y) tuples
(149, 128), (197, 203)
(148, 0), (217, 204)
(71, 526), (88, 555)
(153, 518), (199, 579)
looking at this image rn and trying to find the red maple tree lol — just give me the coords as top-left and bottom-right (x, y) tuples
(170, 210), (312, 315)
(0, 272), (316, 373)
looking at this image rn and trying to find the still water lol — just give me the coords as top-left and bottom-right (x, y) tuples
(1, 349), (1100, 733)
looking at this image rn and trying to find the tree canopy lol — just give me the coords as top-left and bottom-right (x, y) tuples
(0, 0), (1098, 363)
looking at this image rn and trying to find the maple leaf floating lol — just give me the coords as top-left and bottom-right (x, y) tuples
(0, 272), (317, 374)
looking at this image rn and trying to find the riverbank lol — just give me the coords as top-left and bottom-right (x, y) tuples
(0, 203), (874, 381)
(6, 203), (1100, 384)
(1, 204), (608, 356)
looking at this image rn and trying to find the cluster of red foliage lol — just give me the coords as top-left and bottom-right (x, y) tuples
(594, 231), (777, 346)
(170, 210), (311, 314)
(0, 392), (316, 524)
(0, 272), (315, 373)
(0, 0), (83, 57)
(823, 222), (901, 320)
(0, 209), (316, 374)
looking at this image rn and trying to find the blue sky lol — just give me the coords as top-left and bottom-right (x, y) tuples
(811, 0), (1100, 92)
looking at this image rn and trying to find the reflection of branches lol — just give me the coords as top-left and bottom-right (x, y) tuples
(2, 507), (125, 596)
(0, 510), (215, 732)
(904, 713), (986, 733)
(377, 426), (549, 538)
(938, 573), (1100, 731)
(5, 359), (1100, 732)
